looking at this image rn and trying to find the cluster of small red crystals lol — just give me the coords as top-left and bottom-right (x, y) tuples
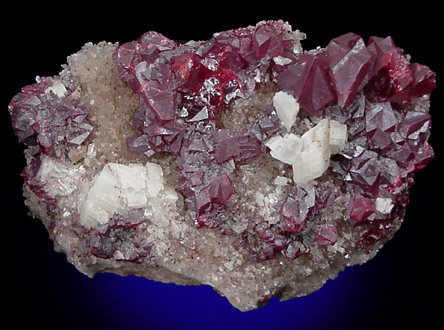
(113, 21), (295, 228)
(9, 21), (436, 264)
(111, 21), (436, 259)
(9, 75), (93, 208)
(113, 21), (295, 157)
(277, 33), (436, 116)
(89, 209), (151, 262)
(9, 76), (93, 158)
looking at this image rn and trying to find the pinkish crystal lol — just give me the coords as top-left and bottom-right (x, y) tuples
(408, 63), (437, 99)
(207, 173), (233, 205)
(282, 241), (310, 260)
(365, 102), (397, 150)
(281, 186), (315, 233)
(253, 23), (285, 59)
(90, 209), (150, 262)
(140, 84), (177, 122)
(277, 53), (336, 116)
(8, 76), (93, 158)
(348, 194), (376, 224)
(365, 36), (436, 102)
(213, 130), (261, 164)
(325, 32), (372, 107)
(20, 156), (57, 211)
(249, 108), (282, 142)
(347, 148), (381, 196)
(316, 223), (338, 246)
(356, 223), (395, 252)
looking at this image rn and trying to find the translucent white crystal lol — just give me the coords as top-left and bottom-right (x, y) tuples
(376, 197), (394, 214)
(272, 91), (300, 131)
(292, 145), (330, 185)
(265, 119), (348, 185)
(274, 175), (290, 186)
(273, 56), (293, 66)
(293, 119), (331, 185)
(265, 133), (303, 164)
(80, 162), (173, 228)
(82, 165), (121, 226)
(145, 162), (164, 197)
(255, 191), (265, 206)
(329, 120), (348, 154)
(108, 163), (147, 190)
(45, 80), (68, 98)
(37, 155), (85, 197)
(301, 118), (330, 147)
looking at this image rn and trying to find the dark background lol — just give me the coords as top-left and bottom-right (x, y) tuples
(4, 3), (441, 330)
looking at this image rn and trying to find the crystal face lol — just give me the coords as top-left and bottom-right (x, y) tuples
(9, 20), (435, 311)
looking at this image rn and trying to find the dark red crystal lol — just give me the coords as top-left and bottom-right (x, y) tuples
(213, 130), (261, 164)
(277, 53), (336, 116)
(316, 223), (338, 246)
(207, 174), (233, 205)
(281, 186), (315, 233)
(282, 241), (310, 260)
(325, 32), (372, 107)
(347, 148), (381, 196)
(249, 108), (282, 142)
(356, 223), (395, 252)
(140, 84), (177, 122)
(89, 209), (150, 262)
(365, 36), (436, 102)
(365, 102), (398, 150)
(348, 194), (376, 224)
(20, 156), (57, 211)
(9, 77), (93, 158)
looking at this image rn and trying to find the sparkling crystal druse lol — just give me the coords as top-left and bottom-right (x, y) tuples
(10, 20), (435, 311)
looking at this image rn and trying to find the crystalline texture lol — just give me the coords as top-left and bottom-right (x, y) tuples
(9, 21), (435, 312)
(325, 33), (372, 107)
(8, 76), (93, 158)
(277, 53), (336, 116)
(272, 91), (300, 131)
(365, 36), (436, 102)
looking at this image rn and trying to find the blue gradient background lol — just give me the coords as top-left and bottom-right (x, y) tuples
(8, 5), (439, 330)
(20, 205), (421, 330)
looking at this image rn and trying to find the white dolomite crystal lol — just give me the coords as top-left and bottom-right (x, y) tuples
(329, 120), (347, 155)
(80, 162), (174, 228)
(266, 116), (347, 186)
(45, 80), (68, 98)
(272, 91), (300, 131)
(37, 155), (86, 198)
(265, 133), (303, 164)
(292, 119), (347, 185)
(376, 197), (394, 214)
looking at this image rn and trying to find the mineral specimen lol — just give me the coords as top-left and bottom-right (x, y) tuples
(10, 20), (435, 311)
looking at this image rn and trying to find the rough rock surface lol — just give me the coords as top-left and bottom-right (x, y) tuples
(9, 20), (435, 311)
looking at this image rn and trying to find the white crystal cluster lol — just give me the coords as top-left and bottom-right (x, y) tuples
(266, 92), (347, 185)
(81, 162), (178, 228)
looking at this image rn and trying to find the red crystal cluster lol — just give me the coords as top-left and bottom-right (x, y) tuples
(10, 20), (436, 263)
(113, 22), (296, 157)
(9, 76), (93, 211)
(113, 21), (296, 228)
(277, 33), (436, 115)
(112, 21), (435, 259)
(9, 76), (93, 158)
(89, 209), (151, 262)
